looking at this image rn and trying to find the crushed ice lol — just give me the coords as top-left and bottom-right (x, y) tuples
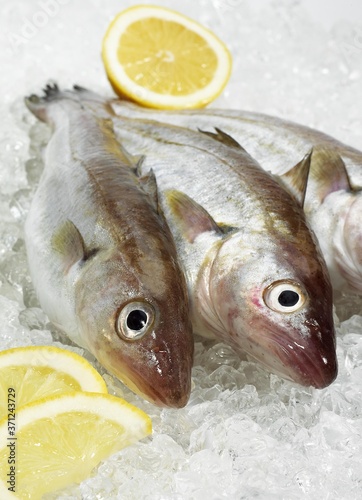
(1, 0), (362, 498)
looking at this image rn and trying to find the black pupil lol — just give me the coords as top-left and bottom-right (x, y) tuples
(127, 310), (148, 331)
(278, 290), (299, 307)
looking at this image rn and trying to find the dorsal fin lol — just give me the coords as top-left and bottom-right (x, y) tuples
(311, 146), (353, 202)
(117, 140), (145, 175)
(198, 127), (248, 153)
(139, 168), (159, 212)
(165, 190), (224, 243)
(277, 150), (312, 207)
(134, 155), (146, 176)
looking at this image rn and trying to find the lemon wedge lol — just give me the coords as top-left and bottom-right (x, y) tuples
(0, 392), (152, 499)
(102, 4), (232, 109)
(0, 346), (107, 416)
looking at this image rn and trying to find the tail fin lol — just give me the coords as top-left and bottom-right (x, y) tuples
(24, 82), (62, 122)
(25, 82), (117, 124)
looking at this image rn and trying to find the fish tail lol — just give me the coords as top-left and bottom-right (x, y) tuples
(25, 81), (63, 122)
(25, 81), (84, 124)
(25, 82), (113, 124)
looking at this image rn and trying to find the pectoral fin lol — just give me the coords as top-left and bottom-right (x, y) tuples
(277, 150), (312, 207)
(51, 219), (87, 272)
(165, 190), (224, 243)
(311, 146), (352, 202)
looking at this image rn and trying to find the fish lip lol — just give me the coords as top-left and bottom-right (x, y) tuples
(108, 351), (192, 409)
(278, 341), (337, 389)
(250, 331), (338, 389)
(132, 374), (191, 408)
(147, 384), (191, 408)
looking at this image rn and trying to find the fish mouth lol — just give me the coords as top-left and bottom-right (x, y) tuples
(248, 330), (338, 389)
(115, 364), (192, 408)
(97, 345), (193, 409)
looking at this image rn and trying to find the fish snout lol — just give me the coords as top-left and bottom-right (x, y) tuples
(94, 325), (194, 408)
(272, 322), (338, 389)
(242, 312), (338, 389)
(104, 351), (193, 408)
(145, 345), (193, 408)
(151, 380), (191, 408)
(291, 338), (338, 389)
(79, 308), (194, 408)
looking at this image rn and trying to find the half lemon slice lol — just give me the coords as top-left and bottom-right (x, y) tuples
(0, 392), (152, 499)
(102, 4), (232, 109)
(0, 345), (107, 416)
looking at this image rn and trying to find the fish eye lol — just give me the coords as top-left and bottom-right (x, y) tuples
(116, 301), (155, 341)
(263, 281), (307, 313)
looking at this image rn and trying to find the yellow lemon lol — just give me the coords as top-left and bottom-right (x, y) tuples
(0, 346), (107, 417)
(102, 4), (232, 109)
(0, 392), (152, 499)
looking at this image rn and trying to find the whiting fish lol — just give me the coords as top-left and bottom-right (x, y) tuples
(24, 84), (194, 408)
(70, 87), (338, 389)
(110, 102), (362, 295)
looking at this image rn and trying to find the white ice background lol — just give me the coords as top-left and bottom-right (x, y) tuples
(1, 0), (362, 498)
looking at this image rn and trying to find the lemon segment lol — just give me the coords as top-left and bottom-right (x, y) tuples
(102, 4), (232, 109)
(0, 392), (152, 499)
(0, 346), (107, 417)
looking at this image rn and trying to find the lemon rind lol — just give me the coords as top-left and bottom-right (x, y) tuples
(0, 346), (107, 394)
(0, 392), (152, 498)
(102, 4), (232, 109)
(0, 391), (152, 437)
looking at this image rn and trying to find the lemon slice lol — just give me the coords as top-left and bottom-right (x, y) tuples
(0, 392), (152, 499)
(0, 346), (107, 416)
(102, 4), (232, 109)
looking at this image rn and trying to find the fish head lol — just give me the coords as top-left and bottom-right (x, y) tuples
(333, 191), (362, 293)
(310, 189), (362, 294)
(308, 146), (362, 293)
(74, 249), (194, 408)
(203, 232), (337, 388)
